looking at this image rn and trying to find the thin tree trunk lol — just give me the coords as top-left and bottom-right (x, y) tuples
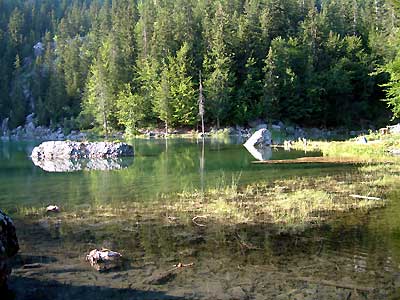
(201, 114), (205, 136)
(143, 24), (147, 58)
(198, 70), (205, 136)
(353, 0), (357, 35)
(103, 111), (108, 138)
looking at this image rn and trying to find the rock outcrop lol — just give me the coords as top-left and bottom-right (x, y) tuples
(243, 129), (272, 161)
(244, 128), (272, 148)
(31, 141), (134, 160)
(0, 210), (19, 291)
(1, 118), (9, 137)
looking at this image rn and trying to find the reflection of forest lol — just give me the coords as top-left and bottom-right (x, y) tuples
(84, 139), (254, 206)
(2, 139), (343, 210)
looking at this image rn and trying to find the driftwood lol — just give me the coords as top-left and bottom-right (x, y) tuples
(192, 215), (207, 227)
(22, 263), (42, 269)
(144, 262), (194, 285)
(292, 276), (375, 292)
(247, 266), (375, 293)
(234, 233), (261, 252)
(349, 194), (382, 201)
(252, 157), (368, 165)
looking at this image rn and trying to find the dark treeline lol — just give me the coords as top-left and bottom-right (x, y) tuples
(0, 0), (398, 133)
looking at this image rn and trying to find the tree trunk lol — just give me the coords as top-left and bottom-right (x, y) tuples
(201, 114), (205, 136)
(103, 111), (108, 138)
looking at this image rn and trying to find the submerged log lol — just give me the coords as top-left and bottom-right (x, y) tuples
(252, 156), (372, 165)
(349, 194), (382, 201)
(144, 262), (194, 285)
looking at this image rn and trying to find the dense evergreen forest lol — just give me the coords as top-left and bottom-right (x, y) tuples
(0, 0), (399, 134)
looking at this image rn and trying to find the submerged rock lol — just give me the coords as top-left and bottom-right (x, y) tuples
(31, 141), (134, 159)
(0, 210), (19, 291)
(46, 205), (60, 213)
(228, 286), (248, 300)
(86, 248), (122, 272)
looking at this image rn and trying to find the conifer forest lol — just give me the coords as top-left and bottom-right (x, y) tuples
(1, 0), (400, 133)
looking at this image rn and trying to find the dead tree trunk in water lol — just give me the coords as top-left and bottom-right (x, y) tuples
(198, 71), (205, 136)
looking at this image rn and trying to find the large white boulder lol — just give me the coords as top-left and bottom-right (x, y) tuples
(244, 128), (272, 148)
(31, 141), (134, 159)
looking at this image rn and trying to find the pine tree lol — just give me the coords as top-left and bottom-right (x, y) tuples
(116, 83), (145, 135)
(154, 66), (172, 135)
(168, 42), (197, 126)
(203, 3), (235, 128)
(83, 56), (114, 136)
(9, 54), (27, 128)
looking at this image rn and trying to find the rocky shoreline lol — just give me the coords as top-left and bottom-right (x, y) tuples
(0, 114), (373, 143)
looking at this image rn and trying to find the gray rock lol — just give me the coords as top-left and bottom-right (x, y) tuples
(244, 128), (272, 148)
(1, 118), (9, 136)
(389, 123), (400, 134)
(271, 124), (281, 131)
(285, 126), (295, 135)
(25, 122), (35, 136)
(25, 113), (35, 124)
(390, 148), (400, 156)
(255, 123), (268, 130)
(226, 127), (237, 135)
(31, 141), (134, 160)
(0, 210), (19, 290)
(228, 286), (248, 300)
(33, 42), (44, 57)
(357, 136), (368, 144)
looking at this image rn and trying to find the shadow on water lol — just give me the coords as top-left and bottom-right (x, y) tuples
(7, 208), (400, 299)
(7, 277), (184, 300)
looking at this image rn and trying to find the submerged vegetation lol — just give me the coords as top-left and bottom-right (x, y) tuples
(14, 159), (394, 232)
(5, 137), (400, 299)
(13, 133), (400, 233)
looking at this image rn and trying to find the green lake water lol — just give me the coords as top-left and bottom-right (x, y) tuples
(0, 138), (326, 209)
(1, 138), (400, 299)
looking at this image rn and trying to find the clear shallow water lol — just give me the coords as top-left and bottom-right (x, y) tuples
(1, 139), (400, 299)
(0, 138), (326, 209)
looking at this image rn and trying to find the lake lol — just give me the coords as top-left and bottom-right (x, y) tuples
(1, 138), (399, 299)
